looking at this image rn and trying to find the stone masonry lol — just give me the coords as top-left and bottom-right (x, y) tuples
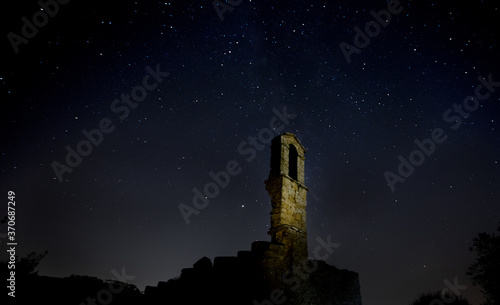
(143, 132), (362, 305)
(264, 133), (309, 276)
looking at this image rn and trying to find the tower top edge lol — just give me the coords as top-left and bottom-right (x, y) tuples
(276, 132), (307, 153)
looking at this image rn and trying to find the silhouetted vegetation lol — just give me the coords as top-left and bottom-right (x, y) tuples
(409, 291), (472, 305)
(467, 223), (500, 305)
(16, 251), (48, 276)
(0, 251), (141, 304)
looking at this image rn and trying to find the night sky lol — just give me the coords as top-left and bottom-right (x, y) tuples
(1, 1), (500, 304)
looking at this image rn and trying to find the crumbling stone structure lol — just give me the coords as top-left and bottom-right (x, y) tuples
(266, 132), (309, 267)
(144, 133), (362, 305)
(253, 133), (310, 291)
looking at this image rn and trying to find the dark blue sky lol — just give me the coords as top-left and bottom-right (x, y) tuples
(1, 1), (499, 304)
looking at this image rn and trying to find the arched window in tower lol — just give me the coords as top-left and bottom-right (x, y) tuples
(288, 144), (298, 180)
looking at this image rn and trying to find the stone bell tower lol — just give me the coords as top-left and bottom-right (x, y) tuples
(265, 132), (309, 268)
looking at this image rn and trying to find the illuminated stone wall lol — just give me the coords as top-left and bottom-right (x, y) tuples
(265, 132), (309, 269)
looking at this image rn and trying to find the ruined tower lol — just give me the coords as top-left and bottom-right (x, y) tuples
(144, 132), (363, 305)
(265, 132), (309, 268)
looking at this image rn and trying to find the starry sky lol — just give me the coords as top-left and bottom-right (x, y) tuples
(1, 1), (499, 304)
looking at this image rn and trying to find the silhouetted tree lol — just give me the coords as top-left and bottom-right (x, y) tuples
(17, 251), (48, 276)
(0, 251), (48, 278)
(0, 216), (47, 278)
(410, 291), (472, 305)
(467, 223), (500, 305)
